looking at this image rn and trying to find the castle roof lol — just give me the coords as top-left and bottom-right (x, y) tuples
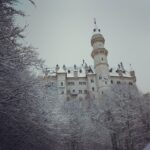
(45, 64), (133, 78)
(109, 67), (132, 78)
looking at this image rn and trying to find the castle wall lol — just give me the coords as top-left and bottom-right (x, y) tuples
(110, 76), (136, 86)
(66, 77), (89, 100)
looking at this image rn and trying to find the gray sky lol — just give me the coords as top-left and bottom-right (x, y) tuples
(18, 0), (150, 93)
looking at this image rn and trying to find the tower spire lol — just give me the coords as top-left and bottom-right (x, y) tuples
(94, 18), (96, 25)
(93, 18), (100, 33)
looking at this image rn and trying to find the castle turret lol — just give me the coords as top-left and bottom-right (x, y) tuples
(91, 19), (110, 96)
(56, 66), (67, 100)
(129, 64), (136, 82)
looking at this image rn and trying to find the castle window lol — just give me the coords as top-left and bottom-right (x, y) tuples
(73, 89), (75, 92)
(99, 76), (102, 80)
(102, 91), (103, 94)
(79, 90), (82, 94)
(61, 82), (63, 86)
(47, 82), (54, 87)
(111, 80), (113, 84)
(117, 81), (121, 84)
(68, 82), (74, 85)
(79, 82), (86, 85)
(79, 69), (82, 73)
(105, 81), (107, 84)
(109, 68), (113, 72)
(101, 57), (103, 61)
(68, 70), (70, 73)
(91, 79), (94, 83)
(92, 87), (95, 91)
(129, 82), (133, 85)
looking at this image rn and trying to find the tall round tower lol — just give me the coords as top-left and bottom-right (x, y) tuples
(91, 19), (110, 95)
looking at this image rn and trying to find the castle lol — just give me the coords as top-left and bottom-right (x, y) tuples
(43, 20), (136, 100)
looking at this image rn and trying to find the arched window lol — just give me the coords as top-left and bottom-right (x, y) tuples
(79, 90), (82, 94)
(68, 82), (74, 85)
(111, 80), (113, 84)
(99, 76), (102, 80)
(117, 81), (121, 84)
(91, 79), (94, 83)
(92, 87), (95, 91)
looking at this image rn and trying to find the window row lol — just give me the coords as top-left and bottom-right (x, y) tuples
(111, 80), (133, 85)
(67, 81), (87, 86)
(46, 82), (54, 87)
(60, 80), (133, 87)
(79, 82), (86, 85)
(59, 80), (133, 87)
(61, 87), (95, 94)
(67, 82), (74, 85)
(60, 79), (95, 86)
(66, 90), (88, 94)
(62, 80), (94, 86)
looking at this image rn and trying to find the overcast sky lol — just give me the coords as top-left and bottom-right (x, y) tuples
(18, 0), (150, 93)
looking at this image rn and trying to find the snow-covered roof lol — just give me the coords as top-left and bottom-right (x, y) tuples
(44, 63), (133, 79)
(46, 64), (95, 78)
(109, 67), (132, 78)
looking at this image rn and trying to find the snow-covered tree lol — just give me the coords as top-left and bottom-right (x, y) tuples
(0, 1), (53, 150)
(98, 84), (150, 150)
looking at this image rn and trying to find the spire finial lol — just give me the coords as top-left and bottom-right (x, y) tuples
(94, 18), (96, 25)
(93, 18), (100, 33)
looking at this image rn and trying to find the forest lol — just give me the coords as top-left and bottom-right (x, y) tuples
(0, 1), (150, 150)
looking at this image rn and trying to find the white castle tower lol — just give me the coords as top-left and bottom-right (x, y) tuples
(91, 19), (110, 96)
